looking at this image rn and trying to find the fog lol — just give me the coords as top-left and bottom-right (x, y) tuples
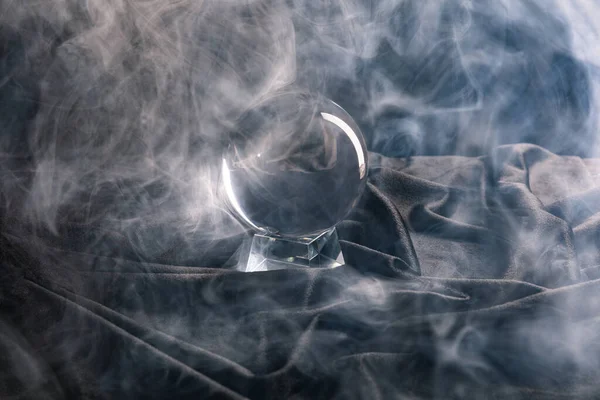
(2, 0), (600, 398)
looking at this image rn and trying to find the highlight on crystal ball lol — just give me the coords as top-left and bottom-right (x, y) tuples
(221, 91), (368, 238)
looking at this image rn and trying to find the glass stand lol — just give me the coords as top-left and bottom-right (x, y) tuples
(239, 228), (345, 272)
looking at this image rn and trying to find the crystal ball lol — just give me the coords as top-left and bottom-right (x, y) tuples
(222, 91), (368, 237)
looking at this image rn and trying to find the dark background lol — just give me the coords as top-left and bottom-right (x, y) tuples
(2, 0), (600, 399)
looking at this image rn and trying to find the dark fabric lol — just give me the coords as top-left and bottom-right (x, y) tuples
(4, 144), (600, 399)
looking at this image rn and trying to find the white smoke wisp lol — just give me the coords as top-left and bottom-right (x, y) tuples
(0, 0), (303, 263)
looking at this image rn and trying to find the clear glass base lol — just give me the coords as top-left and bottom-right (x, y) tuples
(239, 228), (345, 272)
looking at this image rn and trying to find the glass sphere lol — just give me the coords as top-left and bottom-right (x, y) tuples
(222, 91), (368, 238)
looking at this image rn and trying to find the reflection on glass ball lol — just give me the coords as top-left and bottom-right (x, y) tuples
(222, 91), (368, 238)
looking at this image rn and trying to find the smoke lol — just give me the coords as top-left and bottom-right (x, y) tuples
(0, 0), (598, 257)
(2, 0), (600, 398)
(0, 0), (302, 264)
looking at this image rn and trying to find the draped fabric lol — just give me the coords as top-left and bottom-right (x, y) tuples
(3, 144), (600, 399)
